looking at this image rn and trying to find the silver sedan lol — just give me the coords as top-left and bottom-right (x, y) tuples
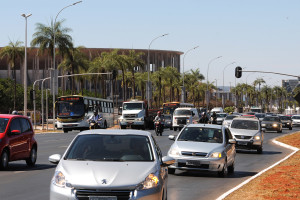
(167, 124), (236, 177)
(49, 130), (174, 200)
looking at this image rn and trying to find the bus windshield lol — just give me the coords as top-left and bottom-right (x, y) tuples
(57, 101), (85, 117)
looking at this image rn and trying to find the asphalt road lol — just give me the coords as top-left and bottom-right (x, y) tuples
(0, 127), (298, 200)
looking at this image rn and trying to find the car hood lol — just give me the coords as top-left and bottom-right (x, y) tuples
(230, 128), (259, 136)
(58, 160), (157, 189)
(174, 141), (224, 153)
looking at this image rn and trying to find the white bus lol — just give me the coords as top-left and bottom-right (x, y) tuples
(56, 95), (114, 133)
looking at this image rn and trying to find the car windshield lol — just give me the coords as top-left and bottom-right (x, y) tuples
(123, 103), (143, 110)
(0, 118), (9, 133)
(279, 116), (291, 120)
(177, 127), (223, 143)
(174, 110), (191, 115)
(292, 116), (300, 119)
(164, 115), (171, 120)
(225, 115), (238, 120)
(65, 134), (154, 161)
(255, 114), (265, 118)
(263, 117), (279, 121)
(217, 114), (227, 118)
(231, 120), (259, 130)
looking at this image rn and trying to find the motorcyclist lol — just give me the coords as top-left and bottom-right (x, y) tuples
(211, 111), (217, 124)
(89, 109), (103, 129)
(199, 112), (209, 124)
(154, 111), (163, 133)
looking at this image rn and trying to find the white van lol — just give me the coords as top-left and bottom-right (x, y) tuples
(172, 108), (199, 131)
(211, 107), (224, 113)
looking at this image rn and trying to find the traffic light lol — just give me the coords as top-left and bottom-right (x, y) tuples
(235, 66), (242, 78)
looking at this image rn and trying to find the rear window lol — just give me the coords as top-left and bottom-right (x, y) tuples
(225, 115), (238, 120)
(178, 127), (223, 143)
(174, 110), (192, 115)
(231, 120), (259, 130)
(0, 118), (9, 133)
(263, 117), (279, 121)
(279, 116), (291, 120)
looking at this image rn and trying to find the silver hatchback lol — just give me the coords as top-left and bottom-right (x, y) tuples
(49, 130), (174, 200)
(167, 124), (236, 177)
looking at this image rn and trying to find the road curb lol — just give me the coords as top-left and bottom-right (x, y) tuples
(216, 132), (299, 200)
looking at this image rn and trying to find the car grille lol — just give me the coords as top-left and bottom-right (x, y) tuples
(124, 114), (137, 118)
(177, 118), (187, 125)
(234, 135), (252, 139)
(181, 151), (207, 157)
(76, 189), (132, 200)
(177, 162), (209, 169)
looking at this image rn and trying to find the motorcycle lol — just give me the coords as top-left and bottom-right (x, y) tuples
(154, 120), (163, 136)
(89, 118), (102, 129)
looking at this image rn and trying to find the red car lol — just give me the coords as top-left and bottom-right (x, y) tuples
(0, 114), (37, 169)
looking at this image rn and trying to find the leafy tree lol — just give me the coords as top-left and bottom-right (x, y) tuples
(0, 40), (24, 109)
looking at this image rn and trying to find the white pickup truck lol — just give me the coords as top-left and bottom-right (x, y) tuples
(119, 100), (148, 129)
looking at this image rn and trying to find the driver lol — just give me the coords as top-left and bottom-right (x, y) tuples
(154, 111), (162, 122)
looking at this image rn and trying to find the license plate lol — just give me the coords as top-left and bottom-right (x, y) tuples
(186, 160), (201, 166)
(237, 141), (248, 145)
(89, 197), (117, 200)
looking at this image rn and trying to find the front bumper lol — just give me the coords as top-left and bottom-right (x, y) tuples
(168, 156), (226, 172)
(235, 139), (262, 150)
(282, 122), (292, 128)
(120, 119), (145, 127)
(292, 121), (300, 126)
(50, 182), (163, 200)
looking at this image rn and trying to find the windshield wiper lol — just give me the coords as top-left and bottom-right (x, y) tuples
(102, 158), (123, 161)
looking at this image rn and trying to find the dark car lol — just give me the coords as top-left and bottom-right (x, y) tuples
(261, 116), (282, 133)
(278, 115), (292, 130)
(0, 114), (38, 169)
(163, 114), (173, 129)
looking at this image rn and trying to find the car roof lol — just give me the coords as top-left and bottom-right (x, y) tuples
(233, 117), (259, 121)
(0, 114), (28, 119)
(186, 124), (223, 129)
(78, 129), (152, 137)
(174, 107), (193, 110)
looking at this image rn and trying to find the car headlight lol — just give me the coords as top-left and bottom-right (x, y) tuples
(261, 124), (266, 127)
(168, 148), (180, 156)
(272, 124), (278, 127)
(223, 121), (228, 125)
(210, 152), (222, 158)
(137, 173), (159, 190)
(254, 135), (261, 140)
(53, 171), (66, 188)
(287, 122), (290, 125)
(187, 119), (190, 123)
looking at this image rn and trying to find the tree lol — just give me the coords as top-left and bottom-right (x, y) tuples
(31, 19), (73, 60)
(0, 40), (24, 109)
(253, 78), (265, 107)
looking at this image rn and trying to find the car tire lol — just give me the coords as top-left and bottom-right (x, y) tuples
(120, 125), (126, 129)
(0, 150), (9, 170)
(218, 161), (228, 177)
(257, 146), (263, 154)
(173, 127), (177, 131)
(228, 161), (235, 174)
(168, 168), (175, 174)
(63, 128), (68, 133)
(289, 127), (292, 130)
(26, 146), (37, 167)
(277, 129), (282, 133)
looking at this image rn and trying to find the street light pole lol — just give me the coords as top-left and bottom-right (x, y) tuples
(214, 79), (218, 107)
(206, 56), (222, 113)
(222, 62), (235, 109)
(21, 13), (32, 117)
(182, 45), (199, 103)
(52, 1), (82, 130)
(147, 33), (168, 107)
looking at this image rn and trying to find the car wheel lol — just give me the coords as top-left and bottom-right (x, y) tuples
(170, 127), (173, 130)
(257, 146), (263, 154)
(63, 128), (68, 133)
(173, 127), (177, 131)
(228, 161), (235, 174)
(26, 146), (37, 167)
(289, 127), (292, 130)
(277, 129), (282, 133)
(218, 161), (228, 177)
(168, 168), (175, 174)
(0, 149), (9, 170)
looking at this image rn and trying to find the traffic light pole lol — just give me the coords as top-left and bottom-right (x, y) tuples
(236, 69), (299, 78)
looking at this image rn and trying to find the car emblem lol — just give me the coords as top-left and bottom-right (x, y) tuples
(192, 152), (196, 156)
(102, 179), (107, 184)
(241, 136), (244, 139)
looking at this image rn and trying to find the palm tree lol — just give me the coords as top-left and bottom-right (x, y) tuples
(123, 50), (144, 99)
(135, 72), (148, 100)
(185, 69), (205, 104)
(152, 68), (165, 105)
(0, 40), (24, 109)
(253, 78), (265, 107)
(58, 46), (89, 95)
(31, 19), (73, 60)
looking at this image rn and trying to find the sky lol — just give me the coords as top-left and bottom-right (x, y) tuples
(1, 0), (299, 88)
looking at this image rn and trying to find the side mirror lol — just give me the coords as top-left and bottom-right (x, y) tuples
(168, 135), (175, 140)
(162, 156), (175, 166)
(49, 154), (61, 164)
(228, 139), (236, 144)
(11, 130), (21, 135)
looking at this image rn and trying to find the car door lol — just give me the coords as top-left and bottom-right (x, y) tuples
(224, 128), (236, 165)
(8, 118), (28, 160)
(20, 118), (33, 158)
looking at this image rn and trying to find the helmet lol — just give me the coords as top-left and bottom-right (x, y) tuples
(157, 111), (161, 116)
(12, 110), (18, 115)
(93, 109), (98, 114)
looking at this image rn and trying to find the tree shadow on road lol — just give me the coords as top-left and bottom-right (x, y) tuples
(236, 150), (282, 155)
(172, 170), (257, 178)
(3, 163), (56, 172)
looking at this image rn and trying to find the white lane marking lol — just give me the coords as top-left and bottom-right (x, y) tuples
(216, 132), (299, 200)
